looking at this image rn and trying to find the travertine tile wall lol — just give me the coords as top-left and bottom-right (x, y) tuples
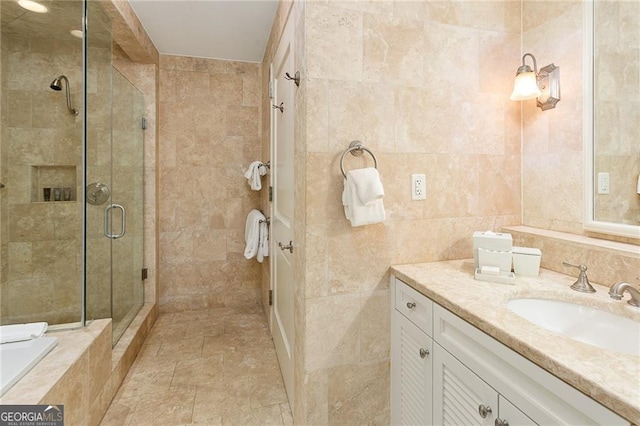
(519, 1), (638, 287)
(261, 0), (523, 423)
(521, 1), (585, 235)
(158, 56), (263, 312)
(521, 1), (640, 241)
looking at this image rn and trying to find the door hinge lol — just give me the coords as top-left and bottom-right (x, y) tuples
(141, 117), (148, 129)
(269, 186), (273, 202)
(269, 290), (273, 306)
(268, 81), (274, 99)
(141, 268), (148, 281)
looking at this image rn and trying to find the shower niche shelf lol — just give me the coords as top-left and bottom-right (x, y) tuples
(31, 165), (77, 202)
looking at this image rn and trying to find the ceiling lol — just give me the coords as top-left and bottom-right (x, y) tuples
(128, 0), (279, 63)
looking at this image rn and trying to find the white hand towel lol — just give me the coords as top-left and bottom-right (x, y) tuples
(0, 322), (48, 344)
(347, 167), (385, 205)
(257, 220), (269, 263)
(342, 172), (386, 227)
(244, 209), (266, 259)
(244, 161), (267, 191)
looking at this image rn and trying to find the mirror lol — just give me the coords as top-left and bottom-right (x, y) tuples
(584, 0), (640, 238)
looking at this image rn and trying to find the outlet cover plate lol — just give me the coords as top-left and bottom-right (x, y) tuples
(412, 173), (426, 200)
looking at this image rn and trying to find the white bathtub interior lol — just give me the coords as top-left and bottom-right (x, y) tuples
(0, 337), (58, 397)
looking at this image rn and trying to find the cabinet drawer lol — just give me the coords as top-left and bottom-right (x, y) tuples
(395, 278), (433, 336)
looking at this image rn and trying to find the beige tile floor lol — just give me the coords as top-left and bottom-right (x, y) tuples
(100, 306), (292, 425)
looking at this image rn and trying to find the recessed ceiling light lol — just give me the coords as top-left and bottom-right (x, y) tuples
(70, 30), (83, 39)
(17, 0), (48, 13)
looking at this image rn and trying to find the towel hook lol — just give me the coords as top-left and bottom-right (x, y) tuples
(272, 102), (284, 113)
(284, 71), (300, 87)
(340, 141), (378, 178)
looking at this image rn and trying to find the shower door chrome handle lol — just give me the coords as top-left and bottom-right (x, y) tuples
(104, 204), (126, 239)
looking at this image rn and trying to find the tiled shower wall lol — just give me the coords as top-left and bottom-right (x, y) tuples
(158, 56), (263, 312)
(0, 31), (85, 324)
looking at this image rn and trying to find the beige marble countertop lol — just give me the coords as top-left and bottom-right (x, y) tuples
(390, 259), (640, 424)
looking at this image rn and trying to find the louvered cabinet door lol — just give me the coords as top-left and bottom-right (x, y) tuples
(432, 342), (498, 426)
(391, 311), (433, 425)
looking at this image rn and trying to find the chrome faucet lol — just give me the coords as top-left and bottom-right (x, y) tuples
(608, 282), (640, 307)
(562, 261), (596, 293)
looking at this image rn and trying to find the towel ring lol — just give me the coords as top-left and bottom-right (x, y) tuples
(340, 141), (378, 178)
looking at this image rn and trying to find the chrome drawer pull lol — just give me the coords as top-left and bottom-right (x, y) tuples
(419, 348), (429, 358)
(478, 404), (492, 419)
(406, 302), (416, 309)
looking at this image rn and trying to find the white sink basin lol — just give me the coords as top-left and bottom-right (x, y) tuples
(507, 298), (640, 356)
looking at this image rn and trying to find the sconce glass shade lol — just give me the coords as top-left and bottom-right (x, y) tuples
(510, 70), (541, 101)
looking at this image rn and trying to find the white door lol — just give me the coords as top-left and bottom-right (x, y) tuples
(270, 14), (295, 404)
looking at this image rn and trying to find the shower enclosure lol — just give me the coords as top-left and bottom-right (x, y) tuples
(0, 0), (144, 345)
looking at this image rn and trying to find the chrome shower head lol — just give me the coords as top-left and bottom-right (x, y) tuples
(49, 75), (78, 115)
(50, 76), (63, 91)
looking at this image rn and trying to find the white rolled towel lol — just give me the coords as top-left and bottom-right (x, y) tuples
(243, 161), (267, 191)
(0, 322), (48, 344)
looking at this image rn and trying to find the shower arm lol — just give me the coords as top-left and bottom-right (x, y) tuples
(52, 75), (79, 116)
(61, 77), (79, 116)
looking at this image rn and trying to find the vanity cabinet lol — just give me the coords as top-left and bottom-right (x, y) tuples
(391, 277), (628, 426)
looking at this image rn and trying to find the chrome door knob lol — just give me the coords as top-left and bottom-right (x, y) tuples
(278, 241), (293, 253)
(406, 302), (416, 309)
(495, 418), (510, 426)
(419, 348), (429, 358)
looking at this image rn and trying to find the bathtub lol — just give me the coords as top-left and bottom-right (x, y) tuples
(0, 306), (156, 425)
(0, 337), (58, 397)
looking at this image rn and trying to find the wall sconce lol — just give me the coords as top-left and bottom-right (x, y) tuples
(510, 53), (560, 111)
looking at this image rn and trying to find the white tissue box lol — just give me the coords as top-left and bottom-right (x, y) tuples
(473, 231), (512, 269)
(512, 246), (541, 276)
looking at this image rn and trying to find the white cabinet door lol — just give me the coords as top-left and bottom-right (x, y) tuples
(433, 342), (498, 426)
(391, 311), (433, 425)
(497, 395), (537, 426)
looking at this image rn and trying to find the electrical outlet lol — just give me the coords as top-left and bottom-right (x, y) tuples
(412, 173), (426, 200)
(597, 172), (610, 194)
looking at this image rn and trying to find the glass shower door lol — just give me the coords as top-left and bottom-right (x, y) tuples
(84, 1), (144, 345)
(109, 69), (144, 343)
